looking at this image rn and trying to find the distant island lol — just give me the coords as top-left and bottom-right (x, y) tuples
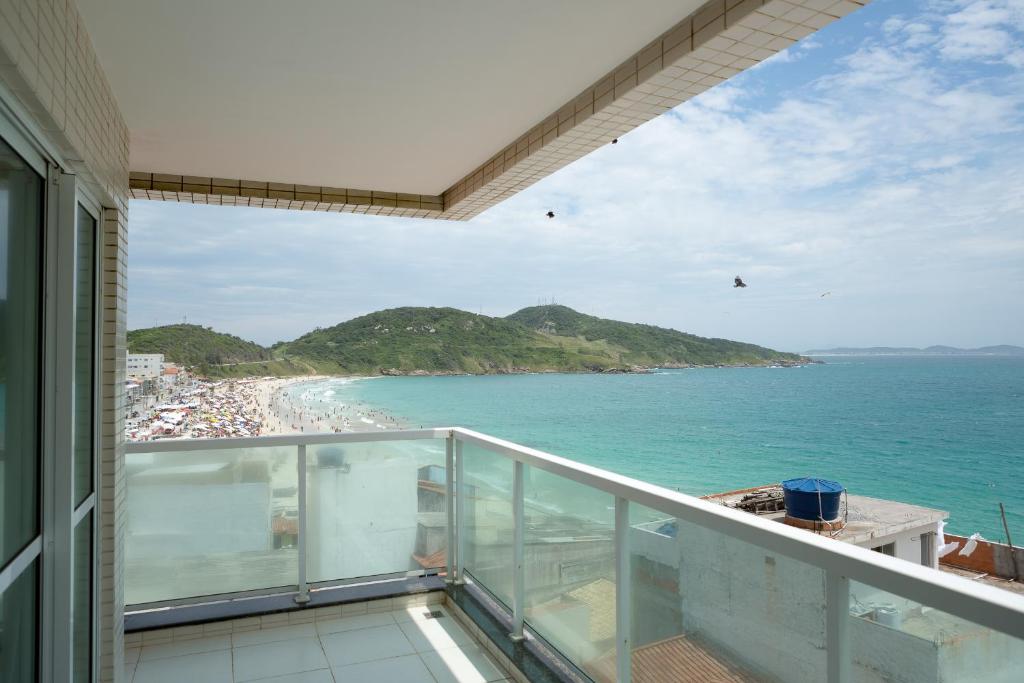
(805, 345), (1024, 356)
(129, 305), (811, 378)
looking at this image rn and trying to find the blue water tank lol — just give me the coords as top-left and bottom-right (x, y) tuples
(782, 477), (844, 521)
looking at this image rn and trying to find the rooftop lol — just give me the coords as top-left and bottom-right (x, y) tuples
(703, 484), (948, 546)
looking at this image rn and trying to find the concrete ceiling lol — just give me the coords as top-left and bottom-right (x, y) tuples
(78, 0), (704, 195)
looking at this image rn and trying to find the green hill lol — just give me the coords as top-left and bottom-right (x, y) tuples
(272, 305), (806, 375)
(130, 306), (808, 378)
(128, 324), (271, 366)
(507, 305), (804, 367)
(273, 307), (616, 375)
(126, 323), (317, 378)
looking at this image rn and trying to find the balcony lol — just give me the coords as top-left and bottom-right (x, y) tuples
(124, 429), (1024, 682)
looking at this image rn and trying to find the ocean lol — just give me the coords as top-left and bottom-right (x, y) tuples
(292, 357), (1024, 539)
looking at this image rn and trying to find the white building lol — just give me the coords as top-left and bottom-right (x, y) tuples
(126, 353), (164, 379)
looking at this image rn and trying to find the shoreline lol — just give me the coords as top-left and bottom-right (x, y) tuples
(252, 360), (818, 438)
(369, 359), (818, 377)
(258, 375), (409, 436)
(129, 362), (813, 442)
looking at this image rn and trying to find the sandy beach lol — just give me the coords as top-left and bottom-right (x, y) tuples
(261, 376), (407, 435)
(127, 373), (412, 442)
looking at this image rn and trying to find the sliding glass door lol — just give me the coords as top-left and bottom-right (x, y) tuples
(0, 124), (45, 683)
(0, 104), (101, 682)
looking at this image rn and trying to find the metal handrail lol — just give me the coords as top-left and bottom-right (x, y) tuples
(126, 426), (1024, 683)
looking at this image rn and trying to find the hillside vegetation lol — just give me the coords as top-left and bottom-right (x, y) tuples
(130, 306), (808, 378)
(273, 305), (806, 374)
(127, 324), (279, 376)
(509, 305), (804, 367)
(274, 307), (630, 375)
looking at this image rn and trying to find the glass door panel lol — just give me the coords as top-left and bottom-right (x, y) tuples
(72, 512), (93, 683)
(73, 204), (96, 507)
(0, 560), (38, 683)
(0, 135), (43, 567)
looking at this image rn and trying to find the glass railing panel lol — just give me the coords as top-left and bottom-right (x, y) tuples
(522, 465), (616, 681)
(125, 445), (298, 605)
(627, 503), (827, 683)
(461, 441), (515, 608)
(849, 581), (1024, 682)
(306, 439), (445, 582)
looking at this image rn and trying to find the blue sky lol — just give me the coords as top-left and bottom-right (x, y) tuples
(129, 0), (1024, 352)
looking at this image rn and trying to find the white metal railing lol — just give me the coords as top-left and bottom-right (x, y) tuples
(126, 427), (1024, 683)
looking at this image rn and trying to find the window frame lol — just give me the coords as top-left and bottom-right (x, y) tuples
(0, 86), (49, 683)
(0, 79), (105, 683)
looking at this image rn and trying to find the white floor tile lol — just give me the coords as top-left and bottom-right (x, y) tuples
(315, 611), (395, 635)
(233, 637), (329, 682)
(133, 649), (232, 683)
(232, 622), (317, 648)
(420, 643), (507, 683)
(398, 615), (475, 653)
(332, 654), (436, 683)
(319, 624), (415, 668)
(241, 669), (334, 683)
(140, 634), (232, 661)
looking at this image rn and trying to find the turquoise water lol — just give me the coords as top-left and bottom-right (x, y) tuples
(306, 357), (1024, 538)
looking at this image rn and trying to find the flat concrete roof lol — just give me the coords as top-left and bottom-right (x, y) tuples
(706, 485), (948, 547)
(77, 0), (869, 220)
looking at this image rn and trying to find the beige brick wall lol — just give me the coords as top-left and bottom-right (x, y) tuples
(128, 173), (444, 219)
(0, 1), (128, 682)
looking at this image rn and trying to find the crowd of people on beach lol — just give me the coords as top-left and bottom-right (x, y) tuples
(268, 385), (405, 433)
(127, 378), (269, 440)
(127, 375), (406, 441)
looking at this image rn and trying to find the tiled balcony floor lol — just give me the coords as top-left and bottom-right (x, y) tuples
(124, 605), (513, 683)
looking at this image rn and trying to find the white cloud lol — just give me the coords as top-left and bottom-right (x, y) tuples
(933, 0), (1024, 65)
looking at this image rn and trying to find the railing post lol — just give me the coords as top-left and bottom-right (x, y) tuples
(295, 444), (310, 604)
(510, 460), (525, 641)
(445, 432), (456, 584)
(826, 571), (850, 683)
(455, 438), (466, 584)
(615, 497), (631, 683)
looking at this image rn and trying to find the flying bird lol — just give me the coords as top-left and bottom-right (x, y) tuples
(734, 276), (747, 288)
(546, 211), (555, 219)
(820, 291), (832, 298)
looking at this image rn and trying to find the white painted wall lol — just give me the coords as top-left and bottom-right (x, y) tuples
(127, 353), (164, 379)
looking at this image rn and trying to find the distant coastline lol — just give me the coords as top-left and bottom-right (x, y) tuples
(806, 345), (1024, 357)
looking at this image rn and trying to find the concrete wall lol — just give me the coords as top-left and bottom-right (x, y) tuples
(936, 627), (1024, 683)
(0, 1), (129, 680)
(850, 616), (938, 683)
(677, 520), (828, 682)
(861, 525), (936, 568)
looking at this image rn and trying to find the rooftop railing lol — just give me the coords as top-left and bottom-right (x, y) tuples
(126, 428), (1024, 682)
